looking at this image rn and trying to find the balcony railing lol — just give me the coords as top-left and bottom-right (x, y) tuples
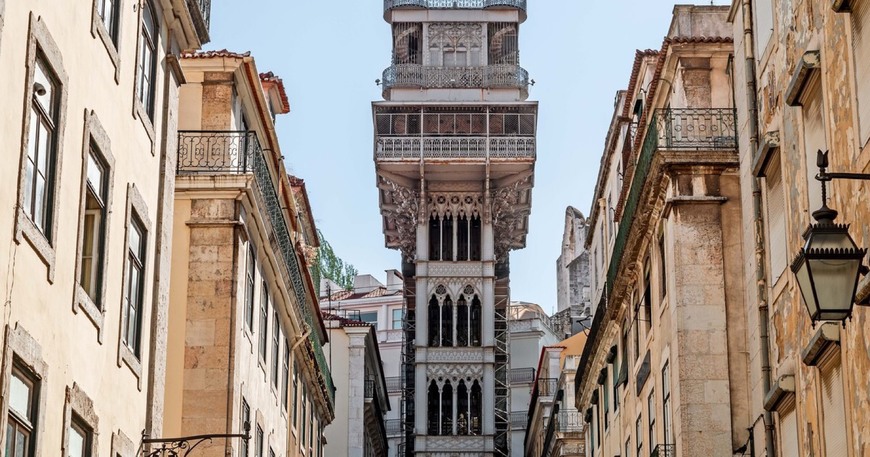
(557, 411), (584, 432)
(384, 0), (527, 13)
(185, 0), (211, 42)
(651, 444), (676, 457)
(510, 411), (527, 429)
(509, 367), (535, 384)
(606, 108), (736, 291)
(653, 108), (737, 150)
(382, 64), (529, 95)
(385, 376), (402, 392)
(177, 131), (254, 174)
(376, 136), (535, 160)
(176, 130), (335, 408)
(535, 378), (558, 397)
(386, 419), (403, 436)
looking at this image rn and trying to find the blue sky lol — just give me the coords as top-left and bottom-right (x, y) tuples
(206, 0), (730, 313)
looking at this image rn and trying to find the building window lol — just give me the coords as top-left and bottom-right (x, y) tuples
(7, 365), (39, 457)
(642, 259), (652, 333)
(96, 0), (119, 45)
(602, 372), (610, 429)
(820, 356), (847, 456)
(763, 151), (787, 281)
(752, 0), (774, 55)
(282, 338), (290, 409)
(392, 308), (404, 329)
(429, 287), (481, 347)
(301, 389), (307, 443)
(23, 57), (60, 239)
(427, 379), (481, 436)
(648, 389), (656, 450)
(658, 233), (667, 301)
(259, 282), (268, 363)
(625, 438), (631, 457)
(801, 77), (826, 213)
(122, 214), (146, 357)
(79, 147), (109, 307)
(255, 424), (264, 457)
(241, 398), (250, 457)
(68, 415), (93, 457)
(245, 245), (255, 332)
(272, 312), (280, 389)
(292, 364), (299, 424)
(636, 414), (643, 457)
(359, 311), (378, 330)
(137, 0), (158, 119)
(662, 362), (672, 444)
(429, 215), (482, 261)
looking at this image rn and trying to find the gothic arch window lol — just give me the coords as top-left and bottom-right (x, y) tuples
(428, 381), (440, 435)
(471, 295), (482, 346)
(441, 381), (453, 434)
(471, 380), (482, 435)
(428, 23), (483, 67)
(428, 295), (441, 347)
(429, 285), (481, 348)
(457, 380), (470, 435)
(441, 295), (454, 347)
(456, 296), (469, 346)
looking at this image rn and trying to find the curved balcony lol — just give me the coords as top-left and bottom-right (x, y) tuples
(384, 0), (527, 21)
(381, 64), (529, 98)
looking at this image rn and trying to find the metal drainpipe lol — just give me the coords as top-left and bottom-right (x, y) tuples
(741, 1), (775, 456)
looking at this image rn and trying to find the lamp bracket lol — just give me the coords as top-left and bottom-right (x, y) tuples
(141, 424), (251, 457)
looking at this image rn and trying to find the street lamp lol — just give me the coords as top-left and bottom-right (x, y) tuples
(791, 150), (868, 325)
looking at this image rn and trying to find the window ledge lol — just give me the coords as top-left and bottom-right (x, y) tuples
(118, 342), (143, 390)
(786, 51), (821, 107)
(15, 213), (57, 283)
(752, 131), (781, 178)
(763, 374), (795, 411)
(74, 286), (106, 342)
(90, 7), (121, 83)
(133, 98), (156, 156)
(801, 322), (840, 366)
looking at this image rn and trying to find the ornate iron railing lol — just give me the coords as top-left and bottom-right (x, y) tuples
(384, 0), (527, 12)
(385, 376), (402, 392)
(509, 411), (527, 429)
(376, 136), (535, 160)
(510, 367), (535, 384)
(534, 378), (558, 397)
(185, 0), (211, 42)
(382, 64), (529, 95)
(177, 131), (254, 174)
(386, 419), (403, 436)
(653, 108), (737, 150)
(651, 444), (676, 457)
(557, 411), (584, 432)
(606, 108), (736, 291)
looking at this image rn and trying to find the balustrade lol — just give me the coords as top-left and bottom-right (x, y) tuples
(384, 0), (527, 13)
(382, 64), (529, 94)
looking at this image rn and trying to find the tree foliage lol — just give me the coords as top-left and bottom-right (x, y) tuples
(314, 229), (357, 291)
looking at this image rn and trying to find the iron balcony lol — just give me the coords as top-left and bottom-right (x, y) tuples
(384, 0), (527, 20)
(381, 64), (529, 98)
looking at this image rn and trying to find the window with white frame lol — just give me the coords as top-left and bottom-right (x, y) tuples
(79, 146), (109, 307)
(245, 244), (255, 332)
(123, 214), (146, 357)
(7, 365), (40, 457)
(259, 281), (268, 363)
(95, 0), (120, 45)
(392, 308), (404, 329)
(24, 57), (60, 238)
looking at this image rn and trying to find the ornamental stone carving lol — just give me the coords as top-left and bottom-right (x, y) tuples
(427, 363), (484, 380)
(427, 262), (484, 279)
(427, 192), (484, 219)
(426, 280), (482, 299)
(426, 347), (490, 363)
(380, 177), (419, 260)
(491, 177), (532, 260)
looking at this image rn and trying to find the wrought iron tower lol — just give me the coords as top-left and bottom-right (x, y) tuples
(373, 2), (536, 456)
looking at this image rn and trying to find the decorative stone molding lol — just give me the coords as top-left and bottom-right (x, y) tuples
(380, 176), (419, 259)
(427, 363), (484, 380)
(424, 347), (492, 364)
(426, 281), (482, 299)
(427, 192), (484, 219)
(491, 178), (531, 260)
(427, 262), (485, 278)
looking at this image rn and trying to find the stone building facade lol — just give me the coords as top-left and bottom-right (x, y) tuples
(730, 0), (870, 455)
(0, 0), (207, 454)
(319, 272), (406, 457)
(164, 51), (333, 457)
(322, 314), (390, 457)
(574, 6), (750, 457)
(554, 207), (591, 339)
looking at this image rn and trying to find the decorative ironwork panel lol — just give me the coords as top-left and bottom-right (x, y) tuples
(384, 0), (527, 11)
(651, 444), (676, 457)
(386, 376), (403, 392)
(509, 411), (527, 429)
(509, 367), (535, 384)
(557, 411), (584, 432)
(381, 64), (529, 93)
(653, 108), (737, 150)
(376, 136), (534, 160)
(177, 131), (254, 174)
(387, 419), (403, 436)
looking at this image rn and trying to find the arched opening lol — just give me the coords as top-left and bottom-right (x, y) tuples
(441, 381), (453, 435)
(457, 214), (469, 261)
(470, 295), (482, 346)
(441, 295), (454, 347)
(427, 381), (440, 435)
(456, 296), (468, 347)
(428, 295), (440, 347)
(441, 215), (454, 261)
(429, 217), (440, 260)
(470, 216), (482, 261)
(470, 380), (482, 435)
(457, 380), (470, 435)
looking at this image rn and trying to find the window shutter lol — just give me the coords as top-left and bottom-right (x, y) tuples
(820, 356), (848, 457)
(853, 0), (870, 147)
(776, 400), (798, 457)
(764, 152), (787, 281)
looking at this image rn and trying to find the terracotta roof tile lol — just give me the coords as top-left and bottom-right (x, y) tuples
(321, 311), (372, 327)
(259, 71), (291, 114)
(181, 49), (250, 59)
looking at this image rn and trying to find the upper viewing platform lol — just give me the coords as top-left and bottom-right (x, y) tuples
(384, 0), (527, 21)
